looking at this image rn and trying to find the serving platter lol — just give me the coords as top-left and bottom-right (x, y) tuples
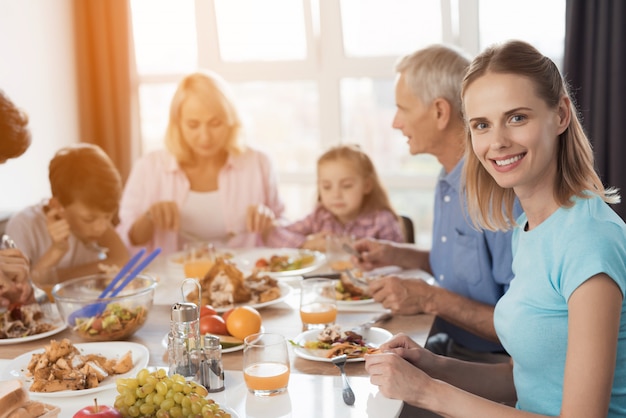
(0, 341), (149, 397)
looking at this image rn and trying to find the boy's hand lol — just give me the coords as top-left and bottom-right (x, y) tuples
(44, 203), (70, 254)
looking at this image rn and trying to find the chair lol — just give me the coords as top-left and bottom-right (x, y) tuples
(400, 215), (415, 243)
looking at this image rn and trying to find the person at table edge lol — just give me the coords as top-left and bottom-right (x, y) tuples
(354, 44), (522, 362)
(117, 71), (285, 255)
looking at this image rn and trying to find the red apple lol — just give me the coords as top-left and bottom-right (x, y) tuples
(73, 399), (121, 418)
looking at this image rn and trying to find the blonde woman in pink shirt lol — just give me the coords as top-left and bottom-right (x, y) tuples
(118, 71), (285, 255)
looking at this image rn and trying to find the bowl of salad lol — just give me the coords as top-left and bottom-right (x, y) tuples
(52, 273), (156, 341)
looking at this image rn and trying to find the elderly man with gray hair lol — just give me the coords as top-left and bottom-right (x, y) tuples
(354, 45), (521, 363)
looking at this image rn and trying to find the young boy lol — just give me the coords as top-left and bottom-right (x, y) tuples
(6, 143), (129, 289)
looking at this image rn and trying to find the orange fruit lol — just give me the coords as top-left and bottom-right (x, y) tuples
(225, 306), (262, 340)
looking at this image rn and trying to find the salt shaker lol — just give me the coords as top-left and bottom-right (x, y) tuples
(168, 302), (201, 379)
(198, 335), (225, 392)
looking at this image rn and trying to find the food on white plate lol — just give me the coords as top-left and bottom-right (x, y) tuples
(0, 304), (58, 340)
(0, 379), (60, 418)
(72, 303), (148, 341)
(114, 368), (231, 418)
(335, 271), (372, 301)
(26, 339), (134, 393)
(291, 325), (381, 358)
(187, 258), (280, 308)
(254, 252), (316, 272)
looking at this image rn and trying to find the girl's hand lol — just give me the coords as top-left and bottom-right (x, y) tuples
(246, 204), (275, 234)
(147, 201), (180, 231)
(301, 232), (328, 252)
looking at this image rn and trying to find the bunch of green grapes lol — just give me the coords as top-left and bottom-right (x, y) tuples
(114, 368), (231, 418)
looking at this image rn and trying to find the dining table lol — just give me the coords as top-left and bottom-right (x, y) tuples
(0, 250), (436, 418)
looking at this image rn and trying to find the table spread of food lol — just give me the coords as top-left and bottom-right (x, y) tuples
(0, 248), (429, 418)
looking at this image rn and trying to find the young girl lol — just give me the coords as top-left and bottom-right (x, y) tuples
(365, 40), (626, 417)
(263, 145), (404, 251)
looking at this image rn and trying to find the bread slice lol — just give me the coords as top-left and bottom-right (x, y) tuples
(0, 380), (29, 418)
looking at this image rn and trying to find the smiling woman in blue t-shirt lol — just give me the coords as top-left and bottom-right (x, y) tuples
(365, 40), (626, 417)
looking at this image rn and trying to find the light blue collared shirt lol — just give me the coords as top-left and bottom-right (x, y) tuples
(429, 158), (520, 352)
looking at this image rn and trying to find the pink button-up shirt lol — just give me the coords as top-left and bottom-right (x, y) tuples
(117, 148), (285, 255)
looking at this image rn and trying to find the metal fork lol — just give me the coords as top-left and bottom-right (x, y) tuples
(344, 268), (369, 287)
(331, 354), (355, 405)
(86, 241), (109, 261)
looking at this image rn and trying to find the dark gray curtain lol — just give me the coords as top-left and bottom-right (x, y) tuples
(563, 0), (626, 220)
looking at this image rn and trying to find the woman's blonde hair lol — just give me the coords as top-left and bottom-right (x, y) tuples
(165, 71), (245, 164)
(462, 40), (620, 231)
(317, 144), (398, 218)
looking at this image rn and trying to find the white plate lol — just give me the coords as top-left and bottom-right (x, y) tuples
(336, 298), (375, 307)
(0, 305), (66, 345)
(0, 341), (149, 397)
(214, 282), (292, 313)
(182, 282), (292, 314)
(233, 248), (326, 278)
(291, 327), (392, 363)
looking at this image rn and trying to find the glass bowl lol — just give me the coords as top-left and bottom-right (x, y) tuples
(52, 273), (157, 341)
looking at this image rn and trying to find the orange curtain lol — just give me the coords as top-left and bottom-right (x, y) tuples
(73, 0), (133, 181)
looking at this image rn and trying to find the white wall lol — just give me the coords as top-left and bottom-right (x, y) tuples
(0, 0), (79, 213)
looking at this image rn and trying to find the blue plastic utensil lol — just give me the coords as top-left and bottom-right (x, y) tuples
(68, 248), (161, 325)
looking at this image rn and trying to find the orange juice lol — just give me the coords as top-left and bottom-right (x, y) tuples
(300, 302), (337, 325)
(183, 259), (214, 278)
(244, 362), (290, 391)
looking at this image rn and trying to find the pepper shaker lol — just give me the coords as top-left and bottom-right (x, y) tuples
(199, 335), (225, 392)
(168, 302), (201, 379)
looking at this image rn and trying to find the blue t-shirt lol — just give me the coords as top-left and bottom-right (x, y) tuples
(494, 194), (626, 416)
(430, 159), (520, 352)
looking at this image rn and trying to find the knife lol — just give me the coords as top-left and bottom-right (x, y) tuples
(302, 272), (341, 280)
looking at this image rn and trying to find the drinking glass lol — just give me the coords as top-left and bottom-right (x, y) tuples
(325, 234), (355, 271)
(183, 242), (215, 279)
(243, 333), (290, 396)
(299, 278), (337, 331)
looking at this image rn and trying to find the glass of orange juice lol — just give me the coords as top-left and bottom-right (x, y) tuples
(243, 333), (290, 396)
(299, 278), (337, 331)
(183, 242), (215, 279)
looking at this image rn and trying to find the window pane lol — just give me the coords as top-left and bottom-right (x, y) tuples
(340, 0), (442, 57)
(130, 0), (198, 74)
(137, 83), (177, 154)
(215, 0), (307, 61)
(340, 77), (442, 177)
(479, 0), (566, 67)
(230, 81), (320, 172)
